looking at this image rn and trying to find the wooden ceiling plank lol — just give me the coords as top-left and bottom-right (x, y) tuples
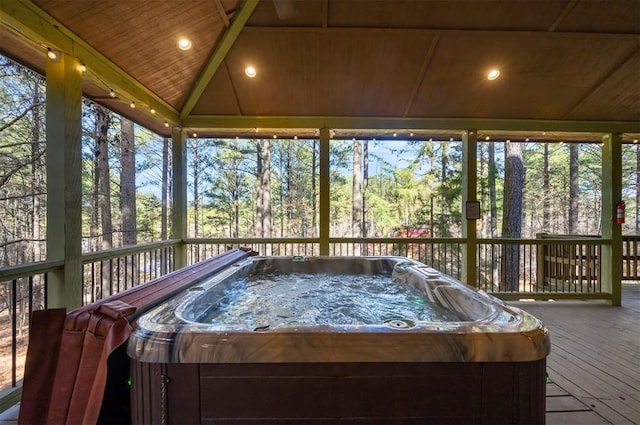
(562, 45), (640, 120)
(0, 0), (180, 124)
(183, 115), (640, 134)
(403, 35), (439, 118)
(180, 0), (259, 120)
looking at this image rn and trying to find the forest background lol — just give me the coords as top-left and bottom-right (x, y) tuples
(2, 55), (640, 271)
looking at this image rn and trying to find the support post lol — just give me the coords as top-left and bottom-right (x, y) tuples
(319, 128), (330, 255)
(601, 133), (622, 306)
(172, 128), (188, 268)
(461, 130), (478, 287)
(46, 53), (83, 309)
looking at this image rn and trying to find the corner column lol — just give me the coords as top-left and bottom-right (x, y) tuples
(46, 53), (83, 309)
(601, 133), (622, 306)
(172, 128), (188, 268)
(461, 130), (478, 287)
(319, 127), (330, 255)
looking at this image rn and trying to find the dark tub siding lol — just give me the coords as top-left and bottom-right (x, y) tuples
(131, 360), (545, 424)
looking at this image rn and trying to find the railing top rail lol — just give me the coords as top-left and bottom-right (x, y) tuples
(330, 237), (466, 244)
(0, 259), (64, 282)
(536, 233), (601, 239)
(81, 239), (181, 263)
(186, 237), (319, 244)
(479, 237), (611, 245)
(188, 237), (467, 244)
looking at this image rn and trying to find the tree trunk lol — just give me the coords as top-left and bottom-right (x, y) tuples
(311, 140), (317, 236)
(637, 144), (640, 233)
(569, 144), (579, 234)
(30, 80), (42, 261)
(352, 140), (362, 255)
(543, 143), (550, 231)
(91, 147), (99, 252)
(161, 137), (169, 274)
(95, 105), (113, 300)
(189, 139), (201, 243)
(263, 140), (272, 255)
(362, 140), (369, 238)
(488, 143), (498, 237)
(256, 140), (263, 238)
(120, 117), (136, 246)
(501, 141), (524, 291)
(440, 141), (448, 236)
(96, 106), (113, 250)
(233, 172), (240, 238)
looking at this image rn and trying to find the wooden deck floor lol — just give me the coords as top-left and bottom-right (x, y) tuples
(1, 285), (638, 425)
(512, 283), (640, 425)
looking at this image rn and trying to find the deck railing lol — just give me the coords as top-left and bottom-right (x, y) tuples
(622, 235), (640, 280)
(0, 260), (62, 411)
(81, 239), (179, 305)
(477, 237), (609, 300)
(0, 234), (633, 410)
(0, 240), (180, 409)
(185, 238), (464, 279)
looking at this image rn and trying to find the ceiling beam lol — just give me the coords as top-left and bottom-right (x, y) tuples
(403, 35), (439, 118)
(179, 0), (259, 120)
(548, 0), (578, 32)
(241, 26), (639, 41)
(183, 115), (640, 134)
(0, 0), (180, 125)
(214, 0), (231, 28)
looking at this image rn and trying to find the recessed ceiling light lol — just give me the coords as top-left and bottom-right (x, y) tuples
(150, 108), (156, 114)
(487, 69), (500, 80)
(245, 65), (257, 78)
(46, 48), (58, 60)
(129, 101), (136, 108)
(178, 38), (192, 50)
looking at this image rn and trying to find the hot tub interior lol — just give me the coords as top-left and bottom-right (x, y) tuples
(126, 256), (550, 424)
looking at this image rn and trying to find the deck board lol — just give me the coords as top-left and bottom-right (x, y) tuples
(512, 283), (640, 425)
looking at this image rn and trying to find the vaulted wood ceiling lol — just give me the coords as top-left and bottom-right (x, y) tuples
(1, 0), (639, 141)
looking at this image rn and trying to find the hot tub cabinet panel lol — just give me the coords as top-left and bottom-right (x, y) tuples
(131, 360), (546, 424)
(128, 256), (550, 424)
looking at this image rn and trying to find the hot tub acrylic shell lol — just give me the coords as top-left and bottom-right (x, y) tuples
(127, 256), (550, 424)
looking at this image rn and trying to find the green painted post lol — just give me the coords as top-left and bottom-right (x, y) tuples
(45, 53), (83, 309)
(461, 130), (478, 287)
(601, 133), (622, 306)
(319, 128), (330, 255)
(172, 128), (188, 268)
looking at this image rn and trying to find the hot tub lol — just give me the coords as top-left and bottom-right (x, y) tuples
(127, 256), (550, 424)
